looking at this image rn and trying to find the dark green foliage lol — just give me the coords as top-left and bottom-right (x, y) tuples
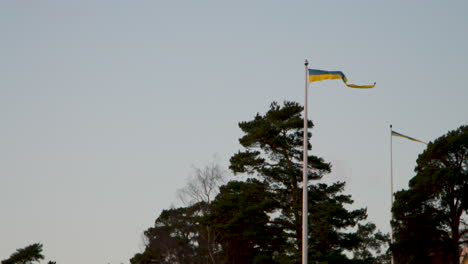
(353, 223), (391, 263)
(309, 182), (366, 262)
(392, 125), (468, 264)
(308, 182), (390, 264)
(130, 249), (165, 264)
(392, 189), (447, 264)
(1, 243), (44, 264)
(229, 101), (329, 257)
(131, 203), (218, 264)
(205, 179), (284, 264)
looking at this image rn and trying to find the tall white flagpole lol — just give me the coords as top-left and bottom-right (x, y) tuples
(390, 124), (394, 264)
(302, 60), (309, 264)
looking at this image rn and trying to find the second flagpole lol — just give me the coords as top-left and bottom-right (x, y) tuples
(390, 124), (394, 264)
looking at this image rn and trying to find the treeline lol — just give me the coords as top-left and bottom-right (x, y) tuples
(4, 103), (465, 264)
(130, 102), (390, 264)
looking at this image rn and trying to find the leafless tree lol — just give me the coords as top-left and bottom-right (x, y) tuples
(177, 161), (227, 264)
(177, 162), (226, 206)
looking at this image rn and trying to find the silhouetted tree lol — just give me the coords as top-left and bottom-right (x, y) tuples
(1, 243), (45, 264)
(392, 125), (468, 264)
(204, 179), (284, 263)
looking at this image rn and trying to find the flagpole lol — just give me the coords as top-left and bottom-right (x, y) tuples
(302, 60), (309, 264)
(390, 124), (394, 264)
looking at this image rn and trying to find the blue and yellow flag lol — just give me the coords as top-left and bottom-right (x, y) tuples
(308, 69), (375, 89)
(391, 130), (426, 144)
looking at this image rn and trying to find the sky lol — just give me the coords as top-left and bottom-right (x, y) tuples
(1, 1), (467, 263)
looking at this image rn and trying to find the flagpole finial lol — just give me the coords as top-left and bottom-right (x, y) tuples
(304, 60), (309, 66)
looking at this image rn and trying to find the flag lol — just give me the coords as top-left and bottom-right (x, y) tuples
(391, 130), (426, 144)
(308, 69), (376, 89)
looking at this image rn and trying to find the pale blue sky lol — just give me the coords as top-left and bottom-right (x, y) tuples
(1, 1), (467, 263)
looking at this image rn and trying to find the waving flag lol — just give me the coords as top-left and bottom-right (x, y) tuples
(308, 69), (375, 89)
(391, 130), (426, 144)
